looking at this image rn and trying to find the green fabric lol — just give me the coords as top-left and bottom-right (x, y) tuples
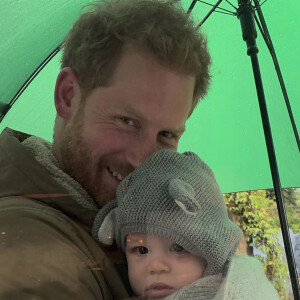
(0, 128), (129, 299)
(0, 0), (299, 193)
(0, 0), (90, 114)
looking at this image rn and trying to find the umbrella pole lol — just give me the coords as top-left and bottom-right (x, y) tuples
(237, 0), (300, 298)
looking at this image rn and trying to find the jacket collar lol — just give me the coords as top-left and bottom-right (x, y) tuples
(0, 128), (99, 231)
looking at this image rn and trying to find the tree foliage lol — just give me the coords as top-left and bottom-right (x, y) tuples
(224, 189), (293, 299)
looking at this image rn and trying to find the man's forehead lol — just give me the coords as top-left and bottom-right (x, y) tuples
(111, 47), (195, 100)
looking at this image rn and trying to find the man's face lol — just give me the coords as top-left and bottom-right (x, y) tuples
(126, 233), (206, 299)
(59, 48), (195, 207)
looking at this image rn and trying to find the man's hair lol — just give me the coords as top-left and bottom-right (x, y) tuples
(61, 0), (211, 112)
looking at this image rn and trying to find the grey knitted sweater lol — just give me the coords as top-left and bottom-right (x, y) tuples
(164, 254), (280, 300)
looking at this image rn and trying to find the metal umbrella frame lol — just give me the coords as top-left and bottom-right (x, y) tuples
(186, 0), (300, 297)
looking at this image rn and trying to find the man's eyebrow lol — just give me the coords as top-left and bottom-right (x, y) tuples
(119, 102), (146, 121)
(161, 126), (186, 137)
(170, 126), (186, 136)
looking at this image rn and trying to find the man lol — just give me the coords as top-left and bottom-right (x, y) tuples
(0, 0), (211, 298)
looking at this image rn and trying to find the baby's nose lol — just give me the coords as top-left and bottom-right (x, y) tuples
(148, 257), (170, 274)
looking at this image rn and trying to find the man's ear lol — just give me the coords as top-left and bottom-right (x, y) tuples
(54, 67), (80, 120)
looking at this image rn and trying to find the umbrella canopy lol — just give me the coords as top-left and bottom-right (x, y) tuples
(0, 0), (299, 194)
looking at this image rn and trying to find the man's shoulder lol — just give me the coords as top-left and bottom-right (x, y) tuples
(0, 194), (110, 280)
(0, 195), (81, 238)
(0, 128), (80, 223)
(0, 127), (32, 143)
(0, 194), (128, 299)
(0, 195), (110, 266)
(0, 195), (63, 215)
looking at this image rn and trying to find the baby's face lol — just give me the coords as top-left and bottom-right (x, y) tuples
(126, 232), (206, 299)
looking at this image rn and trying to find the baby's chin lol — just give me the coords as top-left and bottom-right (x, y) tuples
(142, 296), (172, 300)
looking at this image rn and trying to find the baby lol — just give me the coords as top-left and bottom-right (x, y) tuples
(93, 150), (279, 299)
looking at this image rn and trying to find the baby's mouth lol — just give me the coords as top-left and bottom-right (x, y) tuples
(146, 282), (174, 297)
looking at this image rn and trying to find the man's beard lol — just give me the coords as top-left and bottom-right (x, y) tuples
(58, 108), (133, 207)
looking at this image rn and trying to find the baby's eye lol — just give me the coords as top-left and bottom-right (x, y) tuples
(170, 243), (184, 252)
(137, 246), (148, 255)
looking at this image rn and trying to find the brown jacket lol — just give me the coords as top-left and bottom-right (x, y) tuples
(0, 128), (129, 299)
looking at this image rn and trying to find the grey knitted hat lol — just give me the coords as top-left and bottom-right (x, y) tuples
(93, 149), (243, 275)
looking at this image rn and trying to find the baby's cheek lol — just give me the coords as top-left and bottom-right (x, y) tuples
(190, 255), (206, 277)
(174, 255), (206, 285)
(175, 267), (201, 288)
(127, 260), (144, 296)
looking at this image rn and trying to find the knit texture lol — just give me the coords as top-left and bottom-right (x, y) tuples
(163, 255), (279, 300)
(93, 149), (243, 275)
(23, 136), (98, 211)
(164, 273), (222, 300)
(213, 254), (280, 300)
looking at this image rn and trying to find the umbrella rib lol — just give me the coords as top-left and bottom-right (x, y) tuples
(196, 0), (225, 29)
(187, 0), (198, 15)
(254, 14), (270, 50)
(212, 10), (236, 16)
(225, 0), (238, 10)
(197, 0), (236, 15)
(0, 45), (61, 123)
(259, 0), (268, 6)
(253, 0), (300, 152)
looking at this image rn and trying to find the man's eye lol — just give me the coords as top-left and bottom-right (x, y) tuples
(170, 243), (184, 252)
(160, 131), (174, 139)
(120, 117), (134, 126)
(136, 246), (148, 255)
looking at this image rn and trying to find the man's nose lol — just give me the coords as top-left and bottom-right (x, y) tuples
(148, 257), (170, 274)
(126, 135), (159, 169)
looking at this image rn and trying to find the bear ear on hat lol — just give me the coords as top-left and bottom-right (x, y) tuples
(92, 200), (117, 246)
(169, 178), (201, 215)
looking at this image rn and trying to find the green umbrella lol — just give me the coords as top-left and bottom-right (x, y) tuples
(1, 0), (299, 192)
(187, 1), (300, 296)
(1, 0), (299, 295)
